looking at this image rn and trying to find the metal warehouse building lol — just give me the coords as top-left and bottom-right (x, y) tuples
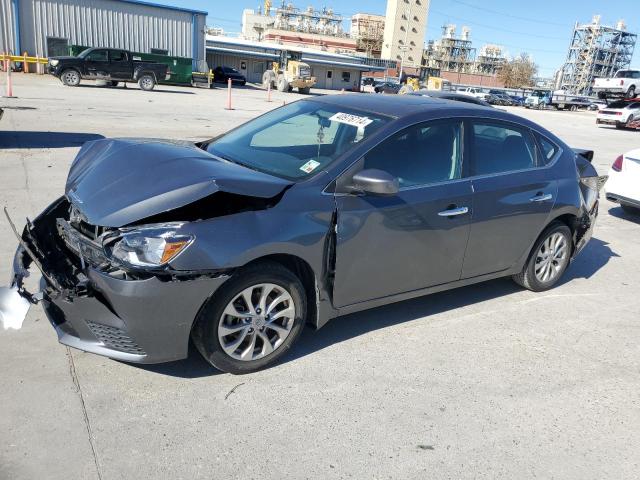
(0, 0), (207, 67)
(206, 36), (389, 90)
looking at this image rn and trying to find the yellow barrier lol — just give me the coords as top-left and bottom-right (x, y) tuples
(0, 54), (49, 64)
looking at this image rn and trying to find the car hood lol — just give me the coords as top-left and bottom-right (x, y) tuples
(65, 138), (292, 227)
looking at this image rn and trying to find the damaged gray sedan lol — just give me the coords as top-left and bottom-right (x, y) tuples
(1, 95), (605, 374)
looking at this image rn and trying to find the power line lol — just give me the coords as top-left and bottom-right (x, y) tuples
(446, 0), (568, 27)
(430, 8), (567, 40)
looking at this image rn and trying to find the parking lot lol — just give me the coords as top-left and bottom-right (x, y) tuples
(1, 75), (639, 480)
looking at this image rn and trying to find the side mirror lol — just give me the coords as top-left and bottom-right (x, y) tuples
(350, 169), (399, 196)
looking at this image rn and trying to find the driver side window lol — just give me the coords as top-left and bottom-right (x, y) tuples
(85, 49), (108, 62)
(363, 120), (463, 188)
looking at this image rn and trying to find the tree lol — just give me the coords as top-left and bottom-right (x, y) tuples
(498, 53), (538, 88)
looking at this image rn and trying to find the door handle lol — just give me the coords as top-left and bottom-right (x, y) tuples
(529, 193), (553, 202)
(438, 206), (469, 217)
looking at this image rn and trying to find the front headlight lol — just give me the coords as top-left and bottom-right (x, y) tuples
(105, 225), (193, 269)
(49, 59), (59, 66)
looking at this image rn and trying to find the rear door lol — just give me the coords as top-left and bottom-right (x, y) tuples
(333, 119), (473, 307)
(461, 119), (558, 279)
(109, 50), (132, 80)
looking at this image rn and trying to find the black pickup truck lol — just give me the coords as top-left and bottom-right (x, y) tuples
(47, 48), (168, 91)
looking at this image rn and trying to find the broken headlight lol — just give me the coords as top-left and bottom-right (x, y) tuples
(105, 225), (193, 269)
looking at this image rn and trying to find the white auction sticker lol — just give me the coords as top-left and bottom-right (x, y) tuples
(329, 112), (373, 129)
(300, 159), (321, 174)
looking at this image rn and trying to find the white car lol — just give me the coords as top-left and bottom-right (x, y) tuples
(596, 100), (640, 128)
(606, 148), (640, 214)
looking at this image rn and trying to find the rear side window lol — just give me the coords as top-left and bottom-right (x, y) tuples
(471, 122), (537, 175)
(537, 135), (559, 165)
(364, 120), (463, 188)
(110, 50), (127, 62)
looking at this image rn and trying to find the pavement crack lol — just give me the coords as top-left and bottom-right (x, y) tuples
(66, 347), (104, 480)
(224, 382), (245, 400)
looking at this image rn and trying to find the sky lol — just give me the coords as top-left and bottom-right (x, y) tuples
(172, 0), (639, 77)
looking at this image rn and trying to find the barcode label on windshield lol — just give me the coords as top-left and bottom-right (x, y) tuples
(329, 112), (373, 129)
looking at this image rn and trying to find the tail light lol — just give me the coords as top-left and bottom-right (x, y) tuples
(620, 79), (624, 85)
(612, 154), (624, 172)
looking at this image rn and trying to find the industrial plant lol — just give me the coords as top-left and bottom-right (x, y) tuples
(559, 15), (637, 95)
(422, 24), (505, 76)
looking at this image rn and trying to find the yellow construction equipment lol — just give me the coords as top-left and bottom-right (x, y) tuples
(262, 51), (316, 94)
(426, 76), (451, 91)
(398, 76), (420, 95)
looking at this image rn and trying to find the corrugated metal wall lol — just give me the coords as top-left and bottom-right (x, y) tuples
(0, 0), (16, 54)
(10, 0), (204, 64)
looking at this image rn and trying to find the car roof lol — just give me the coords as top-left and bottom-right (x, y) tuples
(311, 93), (498, 117)
(408, 90), (492, 106)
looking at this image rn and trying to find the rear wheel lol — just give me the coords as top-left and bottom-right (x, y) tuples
(61, 69), (81, 87)
(110, 81), (119, 87)
(298, 86), (310, 94)
(138, 74), (155, 91)
(262, 70), (275, 89)
(192, 262), (306, 374)
(513, 223), (572, 292)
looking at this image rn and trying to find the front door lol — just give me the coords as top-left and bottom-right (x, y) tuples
(461, 119), (558, 278)
(83, 49), (110, 79)
(326, 70), (333, 89)
(333, 119), (472, 307)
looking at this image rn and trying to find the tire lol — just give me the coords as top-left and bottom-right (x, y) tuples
(60, 69), (81, 87)
(625, 86), (636, 99)
(512, 222), (573, 292)
(138, 74), (155, 91)
(110, 81), (119, 87)
(298, 86), (310, 94)
(192, 261), (307, 374)
(262, 70), (276, 89)
(277, 76), (289, 92)
(597, 91), (607, 100)
(621, 204), (640, 215)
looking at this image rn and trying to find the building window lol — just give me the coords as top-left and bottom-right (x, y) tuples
(410, 41), (416, 46)
(342, 71), (351, 82)
(413, 16), (419, 21)
(412, 27), (418, 33)
(150, 48), (169, 55)
(400, 26), (406, 31)
(408, 56), (414, 62)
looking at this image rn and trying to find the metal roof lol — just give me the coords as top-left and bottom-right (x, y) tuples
(301, 57), (386, 72)
(207, 46), (279, 60)
(114, 0), (208, 16)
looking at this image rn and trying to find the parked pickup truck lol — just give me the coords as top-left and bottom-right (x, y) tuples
(592, 70), (640, 99)
(48, 48), (168, 91)
(457, 87), (492, 102)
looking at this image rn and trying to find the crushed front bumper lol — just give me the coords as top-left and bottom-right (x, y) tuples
(3, 199), (230, 364)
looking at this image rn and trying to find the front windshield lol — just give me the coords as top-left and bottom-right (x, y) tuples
(77, 48), (92, 58)
(208, 101), (389, 180)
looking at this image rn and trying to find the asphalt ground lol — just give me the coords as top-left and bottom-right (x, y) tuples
(1, 75), (639, 480)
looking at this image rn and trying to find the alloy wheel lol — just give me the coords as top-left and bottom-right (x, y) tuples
(534, 232), (569, 283)
(217, 283), (295, 361)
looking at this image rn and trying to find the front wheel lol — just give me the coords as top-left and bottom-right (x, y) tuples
(625, 86), (636, 99)
(513, 223), (572, 292)
(61, 69), (81, 87)
(138, 74), (155, 91)
(192, 262), (306, 374)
